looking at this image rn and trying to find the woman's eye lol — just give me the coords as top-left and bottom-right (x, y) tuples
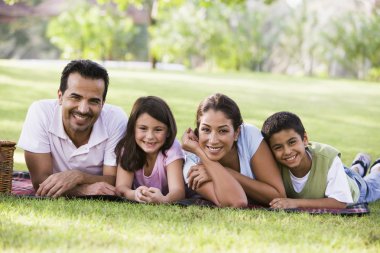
(200, 128), (210, 133)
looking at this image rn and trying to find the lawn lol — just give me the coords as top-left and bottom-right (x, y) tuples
(1, 60), (380, 252)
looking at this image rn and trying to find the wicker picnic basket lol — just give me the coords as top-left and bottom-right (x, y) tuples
(0, 140), (16, 194)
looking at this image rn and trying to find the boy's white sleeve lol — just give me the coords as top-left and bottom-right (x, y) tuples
(325, 156), (354, 204)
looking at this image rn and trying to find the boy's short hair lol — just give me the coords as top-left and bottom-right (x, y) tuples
(261, 111), (305, 141)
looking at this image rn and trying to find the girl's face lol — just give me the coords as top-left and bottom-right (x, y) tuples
(198, 109), (239, 161)
(135, 113), (168, 157)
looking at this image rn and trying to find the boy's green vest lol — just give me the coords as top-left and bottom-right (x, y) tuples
(280, 142), (359, 201)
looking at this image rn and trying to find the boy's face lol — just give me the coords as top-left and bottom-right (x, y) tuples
(268, 129), (309, 170)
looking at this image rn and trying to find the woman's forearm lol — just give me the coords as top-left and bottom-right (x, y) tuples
(228, 169), (285, 205)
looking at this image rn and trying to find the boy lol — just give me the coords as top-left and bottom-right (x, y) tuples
(261, 111), (380, 209)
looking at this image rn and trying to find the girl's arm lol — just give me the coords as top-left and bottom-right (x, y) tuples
(270, 197), (347, 209)
(162, 159), (186, 203)
(115, 165), (138, 201)
(229, 141), (286, 205)
(140, 159), (186, 204)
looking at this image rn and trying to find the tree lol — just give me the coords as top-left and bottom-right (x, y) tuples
(46, 1), (136, 60)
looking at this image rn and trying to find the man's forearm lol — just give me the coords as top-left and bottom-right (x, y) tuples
(77, 172), (116, 186)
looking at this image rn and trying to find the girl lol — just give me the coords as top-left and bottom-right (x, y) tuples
(182, 93), (286, 207)
(115, 96), (185, 203)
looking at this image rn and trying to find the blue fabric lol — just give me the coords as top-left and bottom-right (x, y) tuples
(344, 167), (380, 203)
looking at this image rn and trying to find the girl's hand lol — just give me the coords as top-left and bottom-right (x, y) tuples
(142, 187), (166, 203)
(269, 198), (298, 209)
(134, 186), (149, 203)
(187, 164), (211, 190)
(181, 128), (201, 154)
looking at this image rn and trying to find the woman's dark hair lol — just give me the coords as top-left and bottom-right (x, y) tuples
(195, 93), (243, 136)
(60, 59), (109, 101)
(115, 96), (177, 172)
(261, 111), (305, 141)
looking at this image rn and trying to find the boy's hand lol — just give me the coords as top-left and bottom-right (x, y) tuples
(270, 198), (298, 209)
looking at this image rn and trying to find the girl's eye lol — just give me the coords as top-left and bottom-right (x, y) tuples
(219, 129), (228, 133)
(155, 128), (163, 132)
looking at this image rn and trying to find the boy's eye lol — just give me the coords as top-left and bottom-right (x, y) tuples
(273, 146), (282, 151)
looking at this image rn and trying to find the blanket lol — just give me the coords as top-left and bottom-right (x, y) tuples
(11, 171), (35, 195)
(10, 171), (370, 216)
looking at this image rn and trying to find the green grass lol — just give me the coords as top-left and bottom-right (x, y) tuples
(1, 60), (380, 252)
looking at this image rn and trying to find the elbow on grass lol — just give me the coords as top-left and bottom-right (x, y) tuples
(218, 198), (248, 208)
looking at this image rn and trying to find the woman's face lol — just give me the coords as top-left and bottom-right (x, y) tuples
(198, 109), (239, 161)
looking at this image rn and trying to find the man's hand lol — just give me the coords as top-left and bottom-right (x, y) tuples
(76, 182), (116, 196)
(187, 164), (211, 190)
(36, 170), (84, 197)
(269, 198), (298, 209)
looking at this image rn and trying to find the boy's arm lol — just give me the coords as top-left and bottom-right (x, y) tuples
(270, 197), (347, 209)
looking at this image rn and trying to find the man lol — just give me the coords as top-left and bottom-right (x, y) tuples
(18, 60), (128, 197)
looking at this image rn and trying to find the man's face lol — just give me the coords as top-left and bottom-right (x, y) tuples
(58, 72), (105, 144)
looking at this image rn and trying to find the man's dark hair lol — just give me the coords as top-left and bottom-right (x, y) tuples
(60, 59), (109, 100)
(261, 111), (305, 141)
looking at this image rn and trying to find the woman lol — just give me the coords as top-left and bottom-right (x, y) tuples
(182, 93), (286, 207)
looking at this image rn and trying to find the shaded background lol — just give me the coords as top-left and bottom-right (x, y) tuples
(1, 0), (380, 80)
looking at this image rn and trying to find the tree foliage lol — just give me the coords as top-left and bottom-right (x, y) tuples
(46, 1), (136, 60)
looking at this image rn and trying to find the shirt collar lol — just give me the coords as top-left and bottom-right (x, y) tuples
(48, 100), (109, 148)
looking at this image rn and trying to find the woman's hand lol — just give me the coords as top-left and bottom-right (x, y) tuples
(187, 164), (212, 190)
(181, 128), (201, 154)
